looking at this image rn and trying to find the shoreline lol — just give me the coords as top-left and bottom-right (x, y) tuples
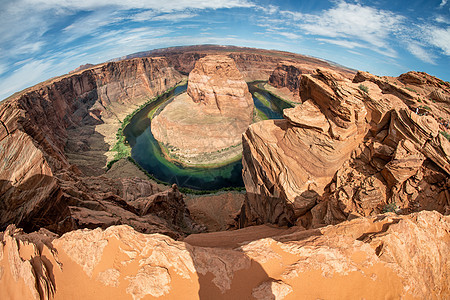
(157, 140), (243, 168)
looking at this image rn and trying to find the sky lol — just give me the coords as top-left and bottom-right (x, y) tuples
(0, 0), (449, 101)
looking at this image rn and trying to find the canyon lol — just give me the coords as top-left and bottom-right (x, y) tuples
(151, 55), (254, 166)
(0, 45), (449, 299)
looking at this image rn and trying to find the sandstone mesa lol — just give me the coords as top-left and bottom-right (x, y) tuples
(151, 55), (254, 166)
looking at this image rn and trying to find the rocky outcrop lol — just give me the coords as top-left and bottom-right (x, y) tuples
(268, 61), (316, 98)
(1, 210), (448, 299)
(187, 55), (253, 120)
(242, 69), (450, 227)
(69, 63), (95, 74)
(242, 68), (368, 225)
(0, 57), (200, 237)
(151, 55), (254, 166)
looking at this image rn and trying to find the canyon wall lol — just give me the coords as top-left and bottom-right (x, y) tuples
(242, 67), (450, 227)
(0, 57), (199, 237)
(126, 45), (355, 81)
(268, 61), (316, 96)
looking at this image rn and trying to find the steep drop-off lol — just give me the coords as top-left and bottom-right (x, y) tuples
(0, 57), (200, 237)
(241, 66), (450, 227)
(0, 45), (449, 300)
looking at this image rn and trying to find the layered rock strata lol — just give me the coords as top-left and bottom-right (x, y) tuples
(112, 45), (355, 82)
(0, 211), (448, 299)
(0, 57), (200, 237)
(268, 61), (316, 101)
(151, 55), (254, 166)
(242, 68), (450, 227)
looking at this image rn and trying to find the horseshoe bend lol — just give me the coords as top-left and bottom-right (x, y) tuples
(0, 45), (449, 299)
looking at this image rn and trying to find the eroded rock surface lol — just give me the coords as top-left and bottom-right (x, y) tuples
(242, 68), (450, 227)
(151, 55), (254, 166)
(0, 211), (448, 299)
(0, 57), (201, 237)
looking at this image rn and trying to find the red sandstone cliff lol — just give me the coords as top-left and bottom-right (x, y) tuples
(131, 45), (355, 81)
(0, 57), (198, 237)
(241, 68), (450, 227)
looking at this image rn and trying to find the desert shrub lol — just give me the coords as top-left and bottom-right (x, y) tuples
(383, 203), (397, 213)
(440, 131), (450, 141)
(358, 84), (369, 93)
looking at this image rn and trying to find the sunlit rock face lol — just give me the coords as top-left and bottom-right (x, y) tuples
(1, 210), (449, 299)
(151, 55), (254, 166)
(187, 55), (254, 121)
(241, 67), (450, 227)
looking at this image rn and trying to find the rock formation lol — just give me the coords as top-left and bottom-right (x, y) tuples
(112, 45), (354, 82)
(0, 45), (449, 299)
(242, 67), (450, 227)
(1, 210), (448, 299)
(0, 57), (201, 237)
(151, 55), (254, 166)
(268, 61), (316, 101)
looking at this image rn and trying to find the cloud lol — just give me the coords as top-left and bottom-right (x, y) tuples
(297, 2), (404, 50)
(0, 6), (50, 57)
(0, 59), (54, 101)
(20, 0), (254, 12)
(440, 0), (447, 8)
(435, 16), (450, 24)
(62, 10), (124, 43)
(257, 4), (278, 15)
(131, 10), (158, 22)
(426, 27), (450, 55)
(152, 13), (198, 22)
(316, 38), (365, 49)
(278, 32), (302, 40)
(406, 43), (436, 64)
(0, 63), (7, 76)
(256, 1), (403, 58)
(265, 28), (302, 40)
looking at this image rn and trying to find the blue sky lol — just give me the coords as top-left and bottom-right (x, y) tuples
(0, 0), (449, 101)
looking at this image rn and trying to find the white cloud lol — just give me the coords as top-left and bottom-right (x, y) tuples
(0, 7), (50, 56)
(435, 16), (450, 24)
(440, 0), (447, 8)
(257, 4), (278, 15)
(278, 32), (302, 40)
(131, 10), (157, 22)
(427, 27), (450, 55)
(152, 13), (198, 22)
(62, 10), (124, 43)
(265, 28), (302, 40)
(297, 2), (404, 50)
(0, 63), (7, 76)
(257, 2), (403, 58)
(317, 37), (398, 58)
(0, 59), (54, 101)
(16, 41), (45, 54)
(20, 0), (254, 12)
(406, 43), (436, 64)
(316, 38), (365, 49)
